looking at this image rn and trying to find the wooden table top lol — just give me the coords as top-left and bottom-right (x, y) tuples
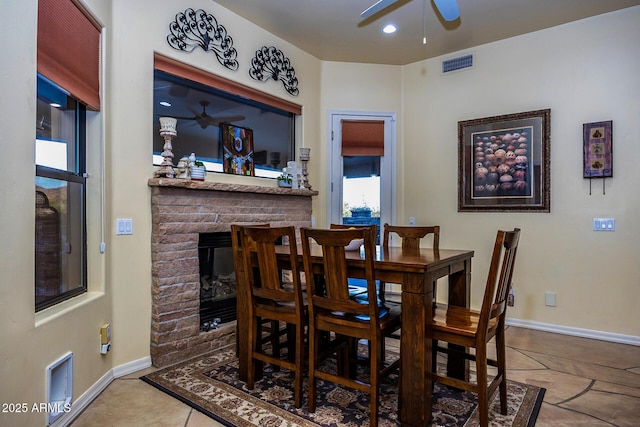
(278, 244), (474, 273)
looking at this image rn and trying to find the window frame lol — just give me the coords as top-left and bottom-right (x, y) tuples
(35, 82), (88, 312)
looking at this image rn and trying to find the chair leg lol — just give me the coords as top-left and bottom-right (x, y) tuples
(287, 323), (296, 362)
(476, 343), (489, 427)
(496, 330), (508, 415)
(432, 339), (439, 391)
(369, 338), (380, 427)
(294, 324), (304, 408)
(308, 328), (317, 412)
(247, 315), (259, 390)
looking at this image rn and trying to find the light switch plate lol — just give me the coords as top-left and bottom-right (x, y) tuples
(116, 218), (133, 235)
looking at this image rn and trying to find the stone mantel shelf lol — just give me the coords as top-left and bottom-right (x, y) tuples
(148, 178), (318, 197)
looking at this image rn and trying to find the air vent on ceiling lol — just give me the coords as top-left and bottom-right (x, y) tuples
(442, 54), (474, 74)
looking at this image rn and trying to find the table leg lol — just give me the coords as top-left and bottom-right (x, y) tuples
(399, 273), (433, 427)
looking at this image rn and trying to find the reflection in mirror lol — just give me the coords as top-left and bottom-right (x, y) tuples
(153, 70), (295, 178)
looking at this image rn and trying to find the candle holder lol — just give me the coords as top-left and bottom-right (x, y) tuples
(154, 117), (177, 178)
(299, 147), (311, 190)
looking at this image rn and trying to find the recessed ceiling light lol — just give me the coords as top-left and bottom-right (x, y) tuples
(382, 24), (397, 34)
(159, 101), (172, 107)
(50, 102), (62, 108)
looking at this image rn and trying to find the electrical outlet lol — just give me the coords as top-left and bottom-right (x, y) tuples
(593, 218), (615, 231)
(409, 217), (415, 226)
(507, 287), (515, 307)
(545, 292), (556, 307)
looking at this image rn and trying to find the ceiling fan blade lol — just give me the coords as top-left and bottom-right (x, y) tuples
(209, 115), (246, 125)
(360, 0), (400, 18)
(171, 114), (200, 121)
(433, 0), (460, 21)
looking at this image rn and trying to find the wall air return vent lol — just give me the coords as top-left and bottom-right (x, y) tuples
(442, 54), (474, 74)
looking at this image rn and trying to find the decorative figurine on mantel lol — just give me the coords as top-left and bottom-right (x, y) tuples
(154, 117), (177, 178)
(174, 156), (191, 179)
(284, 161), (300, 189)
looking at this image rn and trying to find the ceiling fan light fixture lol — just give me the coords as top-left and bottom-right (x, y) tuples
(382, 23), (397, 34)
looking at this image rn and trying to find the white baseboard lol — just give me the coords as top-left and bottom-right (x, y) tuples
(506, 317), (640, 346)
(112, 356), (152, 378)
(52, 356), (152, 427)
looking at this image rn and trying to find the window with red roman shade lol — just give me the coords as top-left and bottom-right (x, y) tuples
(341, 120), (384, 156)
(37, 0), (101, 111)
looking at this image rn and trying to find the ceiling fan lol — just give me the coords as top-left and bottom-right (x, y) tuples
(173, 101), (245, 129)
(360, 0), (460, 21)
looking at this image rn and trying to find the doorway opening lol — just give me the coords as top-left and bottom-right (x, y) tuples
(328, 111), (396, 234)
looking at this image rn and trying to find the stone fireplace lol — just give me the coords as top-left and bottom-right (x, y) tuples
(148, 178), (316, 367)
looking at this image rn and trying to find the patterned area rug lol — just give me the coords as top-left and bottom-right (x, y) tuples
(141, 347), (544, 427)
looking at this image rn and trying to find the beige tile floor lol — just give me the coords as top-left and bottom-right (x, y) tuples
(71, 326), (640, 426)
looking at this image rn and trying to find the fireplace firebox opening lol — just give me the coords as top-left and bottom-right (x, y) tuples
(198, 232), (236, 331)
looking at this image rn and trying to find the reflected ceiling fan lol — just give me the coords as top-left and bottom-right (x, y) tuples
(173, 101), (245, 129)
(361, 0), (460, 21)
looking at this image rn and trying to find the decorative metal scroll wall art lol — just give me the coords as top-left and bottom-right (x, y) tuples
(167, 8), (239, 71)
(249, 46), (299, 96)
(583, 120), (613, 195)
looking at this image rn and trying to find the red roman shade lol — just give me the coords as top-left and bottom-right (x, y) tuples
(38, 0), (101, 111)
(341, 120), (384, 156)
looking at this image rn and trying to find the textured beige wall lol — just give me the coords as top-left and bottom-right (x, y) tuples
(400, 8), (640, 335)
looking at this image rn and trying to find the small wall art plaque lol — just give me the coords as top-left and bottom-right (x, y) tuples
(583, 120), (612, 178)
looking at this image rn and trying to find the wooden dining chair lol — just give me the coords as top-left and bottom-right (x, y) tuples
(301, 226), (400, 427)
(431, 228), (521, 427)
(381, 223), (440, 303)
(231, 223), (290, 384)
(240, 225), (308, 408)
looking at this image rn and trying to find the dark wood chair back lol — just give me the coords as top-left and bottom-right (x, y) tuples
(382, 223), (440, 250)
(242, 226), (304, 311)
(303, 227), (379, 321)
(330, 222), (378, 238)
(380, 223), (440, 304)
(478, 227), (520, 334)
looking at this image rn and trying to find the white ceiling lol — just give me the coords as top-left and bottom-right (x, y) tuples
(213, 0), (640, 65)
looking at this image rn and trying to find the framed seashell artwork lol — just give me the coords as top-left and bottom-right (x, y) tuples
(458, 109), (550, 212)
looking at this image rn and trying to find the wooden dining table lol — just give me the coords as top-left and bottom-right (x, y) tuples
(236, 243), (474, 427)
